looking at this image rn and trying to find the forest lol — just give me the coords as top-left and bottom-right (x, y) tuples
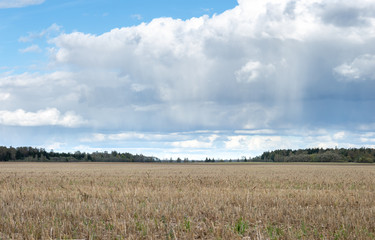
(0, 146), (374, 163)
(0, 146), (157, 162)
(256, 147), (375, 163)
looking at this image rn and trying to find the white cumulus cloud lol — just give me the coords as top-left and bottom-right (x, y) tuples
(0, 108), (86, 127)
(235, 61), (275, 83)
(334, 54), (375, 81)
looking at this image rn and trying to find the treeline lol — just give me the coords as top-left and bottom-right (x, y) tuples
(1, 146), (375, 163)
(0, 146), (158, 162)
(256, 148), (375, 163)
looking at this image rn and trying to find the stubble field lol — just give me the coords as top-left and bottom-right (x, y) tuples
(0, 162), (374, 239)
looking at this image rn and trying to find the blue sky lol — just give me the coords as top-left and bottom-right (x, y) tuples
(1, 0), (375, 160)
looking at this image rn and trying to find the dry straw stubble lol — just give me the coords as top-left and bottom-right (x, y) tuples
(0, 162), (374, 239)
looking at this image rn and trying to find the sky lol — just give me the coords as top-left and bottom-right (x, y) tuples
(1, 0), (375, 160)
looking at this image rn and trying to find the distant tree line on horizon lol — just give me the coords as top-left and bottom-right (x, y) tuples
(0, 146), (374, 163)
(256, 148), (375, 163)
(0, 146), (158, 162)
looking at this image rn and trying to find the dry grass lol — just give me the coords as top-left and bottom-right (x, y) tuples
(0, 162), (374, 239)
